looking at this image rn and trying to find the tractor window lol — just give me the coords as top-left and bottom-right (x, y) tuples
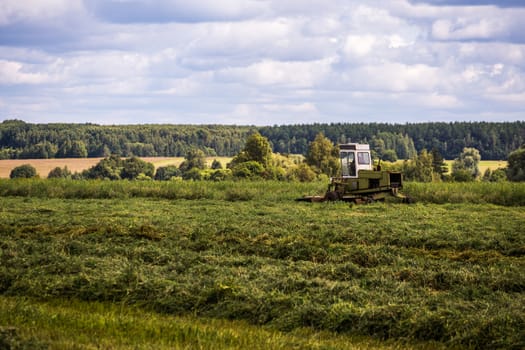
(357, 152), (370, 165)
(340, 151), (356, 177)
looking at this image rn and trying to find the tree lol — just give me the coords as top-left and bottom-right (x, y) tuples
(382, 149), (398, 162)
(121, 157), (155, 180)
(48, 166), (72, 179)
(482, 168), (507, 182)
(154, 165), (181, 181)
(179, 149), (207, 173)
(211, 159), (223, 169)
(506, 145), (525, 181)
(305, 133), (340, 177)
(230, 132), (272, 168)
(288, 163), (317, 182)
(10, 164), (38, 179)
(414, 149), (434, 182)
(231, 161), (265, 178)
(452, 147), (481, 181)
(430, 148), (447, 180)
(228, 133), (274, 179)
(83, 155), (124, 180)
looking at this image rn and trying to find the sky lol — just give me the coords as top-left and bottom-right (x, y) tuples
(0, 0), (524, 126)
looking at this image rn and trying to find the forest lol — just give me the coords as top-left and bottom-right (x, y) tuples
(0, 119), (523, 160)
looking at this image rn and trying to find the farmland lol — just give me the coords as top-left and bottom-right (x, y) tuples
(0, 157), (233, 179)
(0, 158), (507, 179)
(0, 180), (524, 349)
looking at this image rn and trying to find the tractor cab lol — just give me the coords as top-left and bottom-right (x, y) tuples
(339, 143), (372, 178)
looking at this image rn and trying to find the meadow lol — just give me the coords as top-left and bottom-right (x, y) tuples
(0, 180), (524, 349)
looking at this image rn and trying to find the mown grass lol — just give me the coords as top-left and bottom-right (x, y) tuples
(0, 296), (445, 350)
(0, 188), (524, 349)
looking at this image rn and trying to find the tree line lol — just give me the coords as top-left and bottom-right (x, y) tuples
(10, 131), (525, 182)
(0, 119), (523, 161)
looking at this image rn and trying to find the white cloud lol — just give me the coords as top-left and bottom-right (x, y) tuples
(0, 60), (57, 84)
(344, 62), (441, 93)
(217, 59), (332, 88)
(344, 35), (377, 58)
(0, 0), (84, 25)
(0, 0), (524, 125)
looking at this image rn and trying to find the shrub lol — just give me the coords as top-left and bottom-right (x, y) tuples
(231, 161), (264, 179)
(48, 166), (72, 179)
(287, 163), (316, 182)
(182, 168), (203, 180)
(154, 165), (181, 181)
(10, 164), (38, 179)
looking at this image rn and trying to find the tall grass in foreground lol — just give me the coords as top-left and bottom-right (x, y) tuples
(0, 179), (327, 202)
(0, 296), (443, 350)
(1, 178), (525, 206)
(403, 181), (525, 206)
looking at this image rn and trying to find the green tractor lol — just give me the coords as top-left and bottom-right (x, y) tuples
(298, 143), (411, 203)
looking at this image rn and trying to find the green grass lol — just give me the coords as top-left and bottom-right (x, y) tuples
(0, 296), (445, 350)
(1, 178), (525, 206)
(1, 185), (524, 349)
(403, 181), (525, 206)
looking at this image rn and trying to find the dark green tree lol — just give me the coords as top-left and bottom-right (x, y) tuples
(430, 148), (448, 180)
(10, 164), (38, 179)
(382, 149), (398, 162)
(48, 166), (72, 179)
(83, 155), (124, 180)
(121, 157), (155, 180)
(211, 159), (223, 169)
(506, 146), (525, 181)
(154, 165), (181, 181)
(482, 168), (507, 182)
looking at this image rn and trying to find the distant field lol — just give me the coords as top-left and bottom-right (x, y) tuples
(0, 157), (508, 179)
(0, 157), (232, 178)
(443, 160), (507, 174)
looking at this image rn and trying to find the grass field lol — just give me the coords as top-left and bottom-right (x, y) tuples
(0, 180), (524, 349)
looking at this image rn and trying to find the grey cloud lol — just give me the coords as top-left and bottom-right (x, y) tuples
(85, 0), (265, 24)
(409, 0), (525, 7)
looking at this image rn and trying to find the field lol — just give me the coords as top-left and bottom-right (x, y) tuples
(0, 180), (524, 349)
(0, 158), (507, 179)
(0, 157), (233, 178)
(442, 160), (507, 175)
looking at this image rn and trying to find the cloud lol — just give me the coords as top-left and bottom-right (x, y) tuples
(86, 0), (267, 23)
(409, 0), (525, 7)
(0, 60), (50, 85)
(0, 0), (523, 125)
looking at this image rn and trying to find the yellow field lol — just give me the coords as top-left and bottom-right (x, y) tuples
(444, 160), (507, 174)
(0, 157), (233, 178)
(0, 157), (506, 179)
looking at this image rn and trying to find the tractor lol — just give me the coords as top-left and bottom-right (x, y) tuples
(298, 143), (411, 203)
